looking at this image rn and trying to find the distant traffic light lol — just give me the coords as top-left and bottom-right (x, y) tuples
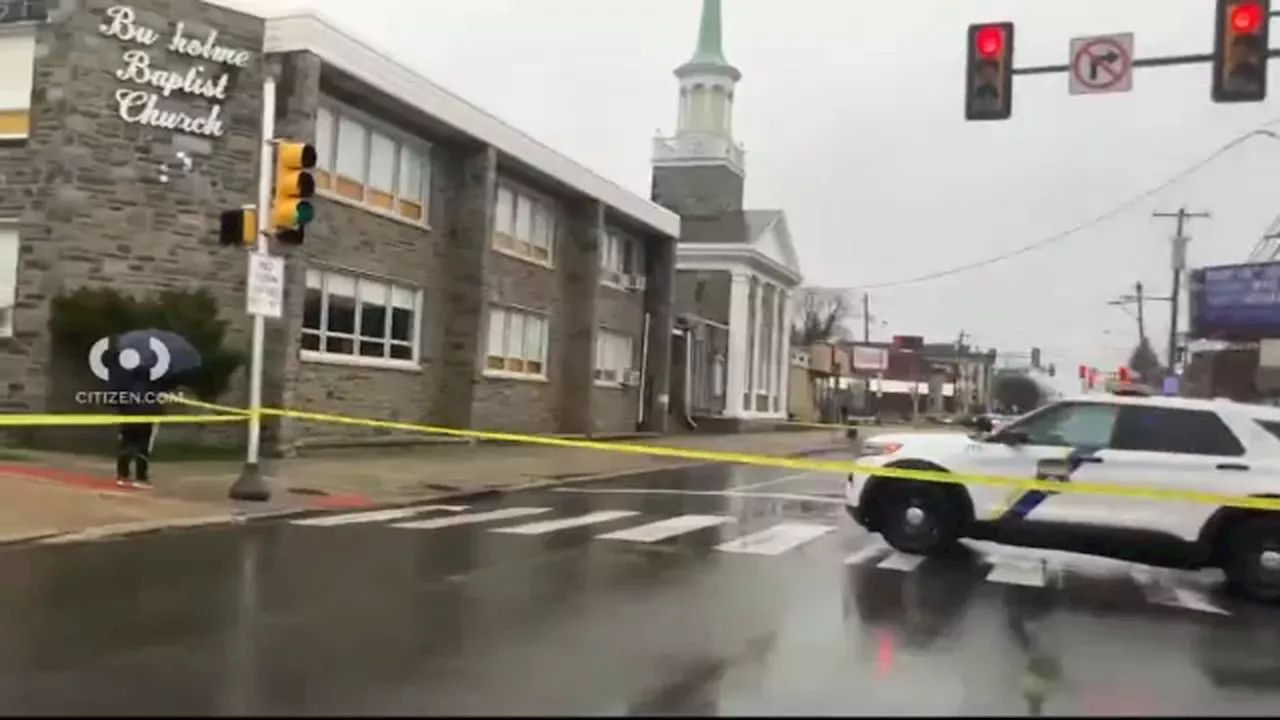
(1212, 0), (1270, 103)
(218, 206), (256, 247)
(271, 141), (316, 245)
(965, 22), (1015, 121)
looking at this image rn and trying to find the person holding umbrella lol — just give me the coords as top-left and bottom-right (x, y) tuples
(107, 329), (202, 488)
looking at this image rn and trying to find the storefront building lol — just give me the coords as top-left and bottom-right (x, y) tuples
(0, 0), (680, 452)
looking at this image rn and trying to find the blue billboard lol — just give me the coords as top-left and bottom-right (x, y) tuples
(1188, 261), (1280, 340)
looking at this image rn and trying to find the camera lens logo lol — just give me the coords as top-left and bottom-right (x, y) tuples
(88, 337), (171, 382)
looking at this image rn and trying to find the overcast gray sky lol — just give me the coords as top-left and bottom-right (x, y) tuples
(240, 0), (1280, 373)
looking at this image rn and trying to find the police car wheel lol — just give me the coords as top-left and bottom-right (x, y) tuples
(877, 483), (959, 557)
(1225, 516), (1280, 603)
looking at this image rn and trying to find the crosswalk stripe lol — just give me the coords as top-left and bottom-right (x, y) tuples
(1145, 583), (1231, 616)
(876, 552), (926, 572)
(596, 514), (734, 543)
(716, 523), (835, 556)
(390, 506), (551, 530)
(984, 558), (1047, 588)
(290, 505), (468, 527)
(490, 510), (641, 535)
(844, 541), (889, 566)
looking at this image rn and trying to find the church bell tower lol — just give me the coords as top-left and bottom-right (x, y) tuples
(650, 0), (745, 217)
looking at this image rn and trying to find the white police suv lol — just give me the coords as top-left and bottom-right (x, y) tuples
(845, 393), (1280, 602)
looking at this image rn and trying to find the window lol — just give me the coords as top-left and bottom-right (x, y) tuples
(312, 105), (432, 224)
(486, 306), (548, 377)
(493, 183), (555, 264)
(1011, 402), (1119, 448)
(1113, 406), (1246, 456)
(0, 30), (35, 140)
(600, 230), (643, 287)
(0, 226), (16, 337)
(1256, 420), (1280, 443)
(301, 268), (421, 364)
(595, 329), (634, 384)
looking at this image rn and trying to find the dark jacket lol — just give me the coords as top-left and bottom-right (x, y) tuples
(109, 367), (164, 417)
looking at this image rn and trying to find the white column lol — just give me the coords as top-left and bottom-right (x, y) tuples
(775, 289), (789, 416)
(748, 277), (764, 413)
(725, 271), (751, 417)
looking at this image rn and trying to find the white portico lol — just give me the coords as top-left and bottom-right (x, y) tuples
(678, 213), (803, 419)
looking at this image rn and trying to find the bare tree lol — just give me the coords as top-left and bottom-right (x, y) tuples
(791, 287), (851, 346)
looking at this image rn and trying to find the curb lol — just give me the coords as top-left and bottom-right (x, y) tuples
(12, 442), (856, 546)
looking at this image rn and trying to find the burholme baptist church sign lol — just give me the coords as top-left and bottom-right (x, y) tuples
(98, 4), (254, 139)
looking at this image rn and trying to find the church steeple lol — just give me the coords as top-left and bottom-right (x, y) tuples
(650, 0), (746, 215)
(675, 0), (740, 81)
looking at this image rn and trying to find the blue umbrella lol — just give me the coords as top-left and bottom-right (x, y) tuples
(115, 329), (202, 382)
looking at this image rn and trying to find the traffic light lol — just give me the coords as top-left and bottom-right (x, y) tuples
(272, 141), (316, 245)
(965, 22), (1015, 121)
(218, 206), (256, 246)
(1212, 0), (1270, 102)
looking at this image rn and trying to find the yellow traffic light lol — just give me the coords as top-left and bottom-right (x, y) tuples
(271, 141), (316, 245)
(965, 22), (1015, 121)
(1213, 0), (1269, 103)
(218, 206), (256, 246)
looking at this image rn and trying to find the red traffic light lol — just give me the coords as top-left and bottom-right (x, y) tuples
(1231, 2), (1265, 33)
(975, 26), (1005, 57)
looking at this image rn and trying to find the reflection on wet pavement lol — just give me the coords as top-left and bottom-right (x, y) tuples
(0, 460), (1276, 715)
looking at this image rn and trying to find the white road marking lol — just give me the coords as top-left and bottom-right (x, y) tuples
(876, 552), (926, 572)
(390, 506), (551, 530)
(489, 510), (641, 535)
(596, 514), (734, 543)
(843, 540), (889, 566)
(551, 487), (845, 505)
(733, 472), (822, 492)
(1162, 587), (1231, 615)
(715, 522), (836, 556)
(984, 558), (1047, 587)
(290, 505), (467, 527)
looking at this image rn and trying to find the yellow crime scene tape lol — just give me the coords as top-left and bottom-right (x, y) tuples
(7, 396), (1280, 513)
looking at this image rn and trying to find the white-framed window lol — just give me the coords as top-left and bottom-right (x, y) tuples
(301, 268), (422, 365)
(493, 183), (556, 265)
(485, 305), (549, 377)
(599, 230), (642, 287)
(0, 225), (17, 338)
(0, 30), (35, 141)
(594, 329), (634, 385)
(312, 104), (431, 224)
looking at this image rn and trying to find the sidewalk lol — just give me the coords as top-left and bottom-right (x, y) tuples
(0, 427), (875, 543)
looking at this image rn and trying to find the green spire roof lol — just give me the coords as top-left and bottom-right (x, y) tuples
(675, 0), (741, 81)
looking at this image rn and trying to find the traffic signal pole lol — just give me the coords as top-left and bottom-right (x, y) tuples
(229, 74), (277, 502)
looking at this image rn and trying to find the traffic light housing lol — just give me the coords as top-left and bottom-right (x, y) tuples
(218, 206), (256, 246)
(965, 22), (1015, 121)
(1212, 0), (1270, 102)
(272, 141), (316, 245)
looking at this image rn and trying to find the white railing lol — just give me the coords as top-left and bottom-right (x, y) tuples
(652, 133), (745, 171)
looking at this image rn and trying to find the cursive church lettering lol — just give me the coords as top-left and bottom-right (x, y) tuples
(98, 5), (254, 139)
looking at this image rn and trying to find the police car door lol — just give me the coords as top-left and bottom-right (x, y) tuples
(977, 401), (1121, 526)
(1091, 404), (1249, 541)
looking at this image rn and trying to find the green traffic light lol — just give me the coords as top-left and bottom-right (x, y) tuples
(296, 201), (315, 226)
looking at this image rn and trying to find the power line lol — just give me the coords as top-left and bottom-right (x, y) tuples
(840, 124), (1280, 292)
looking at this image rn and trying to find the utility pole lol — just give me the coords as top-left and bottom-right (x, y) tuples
(1108, 281), (1156, 344)
(862, 293), (871, 343)
(1153, 207), (1210, 377)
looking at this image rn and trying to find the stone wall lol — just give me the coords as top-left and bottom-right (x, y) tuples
(0, 0), (266, 450)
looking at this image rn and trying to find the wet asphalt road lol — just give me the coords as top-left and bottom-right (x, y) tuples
(2, 458), (1280, 715)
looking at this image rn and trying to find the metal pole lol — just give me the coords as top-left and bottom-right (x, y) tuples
(230, 75), (276, 502)
(1153, 207), (1209, 378)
